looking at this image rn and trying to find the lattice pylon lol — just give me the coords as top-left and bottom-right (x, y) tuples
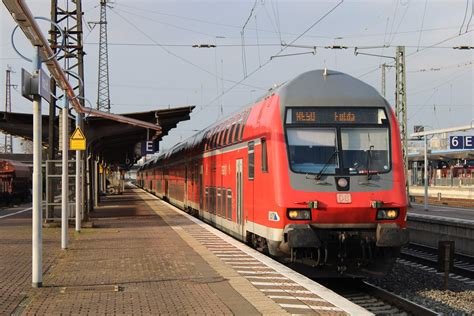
(96, 0), (111, 112)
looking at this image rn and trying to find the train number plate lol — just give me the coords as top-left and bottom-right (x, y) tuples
(336, 193), (352, 204)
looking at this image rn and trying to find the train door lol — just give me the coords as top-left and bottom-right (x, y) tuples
(236, 159), (244, 238)
(184, 162), (188, 206)
(164, 168), (169, 198)
(199, 164), (203, 213)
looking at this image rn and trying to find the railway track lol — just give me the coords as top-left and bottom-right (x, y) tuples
(400, 243), (474, 280)
(320, 279), (438, 316)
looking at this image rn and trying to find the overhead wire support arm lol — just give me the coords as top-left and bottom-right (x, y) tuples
(2, 0), (161, 132)
(270, 50), (316, 60)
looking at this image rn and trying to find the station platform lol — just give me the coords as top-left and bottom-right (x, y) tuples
(409, 204), (474, 223)
(0, 185), (369, 315)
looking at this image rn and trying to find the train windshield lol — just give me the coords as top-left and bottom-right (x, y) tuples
(287, 128), (338, 174)
(341, 128), (390, 174)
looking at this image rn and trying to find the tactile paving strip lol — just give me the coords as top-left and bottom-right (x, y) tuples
(184, 226), (345, 314)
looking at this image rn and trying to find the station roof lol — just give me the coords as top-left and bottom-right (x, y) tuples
(0, 106), (194, 168)
(408, 149), (474, 161)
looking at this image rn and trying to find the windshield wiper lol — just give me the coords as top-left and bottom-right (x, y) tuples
(366, 145), (378, 181)
(315, 150), (338, 180)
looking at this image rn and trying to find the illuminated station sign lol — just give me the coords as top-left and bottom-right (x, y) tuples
(286, 107), (384, 124)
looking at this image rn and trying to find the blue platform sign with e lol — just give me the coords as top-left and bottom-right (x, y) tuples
(141, 140), (159, 155)
(450, 136), (474, 149)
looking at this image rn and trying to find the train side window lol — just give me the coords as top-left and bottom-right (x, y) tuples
(219, 128), (225, 146)
(213, 187), (217, 214)
(217, 188), (222, 216)
(216, 130), (223, 148)
(221, 187), (226, 218)
(234, 123), (241, 143)
(212, 132), (218, 149)
(248, 141), (255, 180)
(209, 187), (213, 214)
(227, 189), (232, 220)
(228, 124), (236, 144)
(239, 121), (246, 140)
(261, 138), (268, 172)
(223, 127), (229, 146)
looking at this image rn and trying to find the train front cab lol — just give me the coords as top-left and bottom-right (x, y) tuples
(267, 103), (409, 276)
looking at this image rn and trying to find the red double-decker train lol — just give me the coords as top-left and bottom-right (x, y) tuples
(138, 69), (408, 277)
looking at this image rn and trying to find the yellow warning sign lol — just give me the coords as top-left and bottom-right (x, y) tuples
(70, 127), (86, 151)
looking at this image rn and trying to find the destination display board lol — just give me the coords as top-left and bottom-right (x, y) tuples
(286, 107), (384, 124)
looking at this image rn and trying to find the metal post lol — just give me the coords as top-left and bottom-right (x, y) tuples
(101, 162), (105, 193)
(86, 153), (92, 212)
(94, 159), (99, 207)
(381, 63), (386, 97)
(444, 243), (451, 290)
(61, 99), (69, 249)
(395, 46), (409, 200)
(75, 113), (82, 231)
(86, 153), (91, 213)
(424, 136), (429, 211)
(32, 47), (42, 288)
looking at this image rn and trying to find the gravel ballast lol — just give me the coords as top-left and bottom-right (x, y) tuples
(368, 260), (474, 315)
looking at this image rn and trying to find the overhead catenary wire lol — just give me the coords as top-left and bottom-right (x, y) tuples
(109, 8), (266, 92)
(241, 0), (258, 77)
(114, 1), (461, 41)
(270, 0), (283, 43)
(192, 0), (345, 117)
(466, 0), (474, 32)
(416, 0), (428, 52)
(357, 29), (474, 79)
(459, 0), (471, 34)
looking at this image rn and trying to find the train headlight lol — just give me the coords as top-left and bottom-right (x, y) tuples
(337, 178), (348, 188)
(376, 208), (399, 220)
(287, 209), (312, 220)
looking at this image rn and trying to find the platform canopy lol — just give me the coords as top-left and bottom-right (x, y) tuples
(0, 106), (194, 168)
(408, 149), (474, 161)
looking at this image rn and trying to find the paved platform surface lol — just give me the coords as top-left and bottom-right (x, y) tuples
(1, 187), (369, 315)
(409, 203), (474, 223)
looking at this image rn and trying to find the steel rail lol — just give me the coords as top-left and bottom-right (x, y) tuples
(359, 281), (438, 316)
(401, 243), (474, 279)
(2, 0), (161, 132)
(320, 278), (438, 316)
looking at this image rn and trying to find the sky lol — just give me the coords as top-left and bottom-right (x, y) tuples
(0, 0), (473, 153)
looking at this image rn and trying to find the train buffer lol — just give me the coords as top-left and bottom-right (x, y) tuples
(1, 185), (370, 315)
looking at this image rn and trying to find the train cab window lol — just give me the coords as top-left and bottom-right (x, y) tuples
(287, 128), (338, 174)
(248, 141), (255, 180)
(227, 189), (232, 220)
(261, 138), (268, 172)
(341, 128), (390, 174)
(217, 188), (222, 216)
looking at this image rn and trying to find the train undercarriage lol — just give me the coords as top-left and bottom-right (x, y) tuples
(248, 225), (407, 278)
